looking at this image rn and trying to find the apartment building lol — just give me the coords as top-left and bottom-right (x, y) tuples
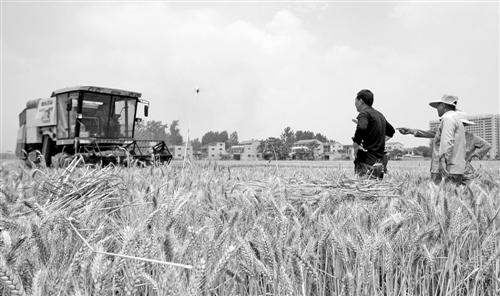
(229, 140), (262, 161)
(201, 142), (226, 160)
(291, 139), (324, 160)
(430, 113), (499, 159)
(168, 144), (193, 160)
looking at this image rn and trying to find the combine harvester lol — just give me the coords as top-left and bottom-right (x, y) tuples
(15, 86), (172, 166)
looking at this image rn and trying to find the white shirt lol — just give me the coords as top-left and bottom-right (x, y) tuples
(430, 111), (466, 174)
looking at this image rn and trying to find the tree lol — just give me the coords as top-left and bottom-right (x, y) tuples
(219, 131), (229, 148)
(294, 140), (320, 160)
(166, 120), (183, 145)
(201, 131), (217, 146)
(295, 130), (315, 141)
(280, 127), (295, 158)
(191, 138), (202, 152)
(281, 127), (295, 145)
(306, 140), (320, 159)
(228, 131), (239, 149)
(134, 120), (169, 141)
(315, 133), (328, 143)
(201, 130), (229, 147)
(389, 149), (404, 160)
(258, 137), (287, 160)
(414, 146), (432, 158)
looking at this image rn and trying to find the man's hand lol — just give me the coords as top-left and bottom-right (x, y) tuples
(353, 142), (367, 157)
(465, 151), (474, 162)
(397, 127), (415, 135)
(439, 158), (449, 176)
(352, 119), (358, 124)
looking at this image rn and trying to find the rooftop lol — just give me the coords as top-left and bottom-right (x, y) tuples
(239, 140), (260, 145)
(295, 139), (323, 144)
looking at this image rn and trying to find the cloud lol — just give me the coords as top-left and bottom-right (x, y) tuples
(70, 5), (326, 140)
(1, 2), (497, 152)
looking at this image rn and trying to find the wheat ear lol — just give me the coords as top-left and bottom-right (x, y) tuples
(0, 261), (26, 296)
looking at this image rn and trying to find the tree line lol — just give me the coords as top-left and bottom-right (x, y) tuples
(134, 120), (328, 157)
(135, 119), (432, 159)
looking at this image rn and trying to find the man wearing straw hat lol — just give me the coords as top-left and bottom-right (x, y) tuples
(399, 111), (491, 183)
(352, 89), (395, 179)
(398, 94), (465, 185)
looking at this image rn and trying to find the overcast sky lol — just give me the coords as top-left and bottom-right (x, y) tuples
(1, 1), (499, 153)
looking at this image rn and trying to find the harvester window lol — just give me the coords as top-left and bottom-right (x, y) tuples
(82, 99), (108, 137)
(113, 97), (137, 138)
(57, 93), (77, 139)
(81, 93), (135, 138)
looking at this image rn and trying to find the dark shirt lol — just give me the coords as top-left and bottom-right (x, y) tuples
(352, 106), (395, 164)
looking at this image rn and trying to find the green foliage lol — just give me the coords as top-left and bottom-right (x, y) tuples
(135, 120), (169, 141)
(389, 149), (404, 160)
(228, 131), (239, 149)
(314, 133), (328, 143)
(293, 140), (320, 160)
(280, 127), (295, 158)
(201, 131), (233, 148)
(295, 130), (315, 141)
(191, 138), (202, 152)
(135, 120), (183, 145)
(306, 140), (320, 158)
(167, 120), (183, 145)
(414, 145), (432, 158)
(295, 130), (328, 142)
(258, 137), (288, 160)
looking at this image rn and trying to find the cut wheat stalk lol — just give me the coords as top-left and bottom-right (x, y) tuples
(67, 218), (193, 270)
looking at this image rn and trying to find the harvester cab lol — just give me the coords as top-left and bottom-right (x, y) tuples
(15, 86), (172, 166)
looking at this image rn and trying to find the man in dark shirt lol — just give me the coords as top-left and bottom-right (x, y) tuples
(352, 89), (395, 179)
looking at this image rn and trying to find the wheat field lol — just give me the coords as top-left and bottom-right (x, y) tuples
(0, 158), (499, 295)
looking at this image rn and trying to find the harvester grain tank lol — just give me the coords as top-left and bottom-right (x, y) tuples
(15, 86), (172, 166)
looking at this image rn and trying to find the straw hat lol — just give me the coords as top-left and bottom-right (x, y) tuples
(429, 94), (458, 108)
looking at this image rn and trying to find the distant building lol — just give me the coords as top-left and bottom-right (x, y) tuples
(168, 144), (193, 160)
(228, 140), (262, 161)
(292, 139), (324, 160)
(403, 148), (415, 155)
(343, 144), (355, 160)
(430, 113), (500, 159)
(322, 141), (348, 160)
(402, 148), (424, 160)
(201, 142), (226, 160)
(386, 142), (404, 152)
(342, 143), (399, 160)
